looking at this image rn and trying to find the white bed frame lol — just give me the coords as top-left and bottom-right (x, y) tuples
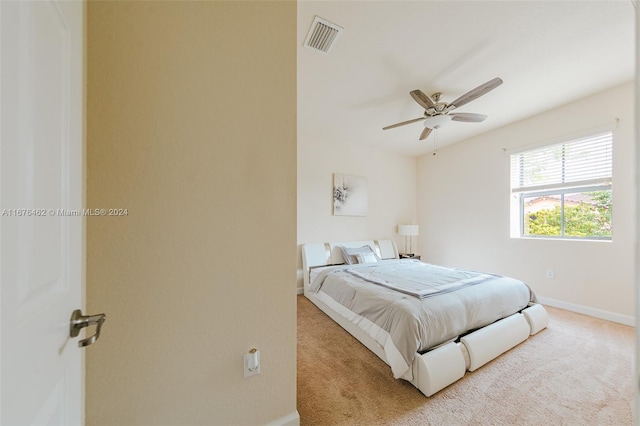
(302, 239), (549, 397)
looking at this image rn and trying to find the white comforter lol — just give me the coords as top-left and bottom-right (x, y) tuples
(309, 260), (535, 380)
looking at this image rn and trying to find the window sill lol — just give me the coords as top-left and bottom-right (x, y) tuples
(511, 236), (611, 243)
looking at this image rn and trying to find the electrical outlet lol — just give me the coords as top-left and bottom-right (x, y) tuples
(244, 350), (260, 378)
(546, 269), (555, 279)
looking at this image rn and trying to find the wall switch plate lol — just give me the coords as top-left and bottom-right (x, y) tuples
(244, 350), (260, 378)
(546, 269), (555, 279)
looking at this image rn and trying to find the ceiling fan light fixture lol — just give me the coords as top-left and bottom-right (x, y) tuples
(423, 115), (452, 129)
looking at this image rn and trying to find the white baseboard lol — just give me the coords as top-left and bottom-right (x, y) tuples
(265, 411), (300, 426)
(296, 287), (304, 295)
(537, 296), (635, 327)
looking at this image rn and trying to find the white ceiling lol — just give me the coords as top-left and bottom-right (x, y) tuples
(298, 1), (635, 157)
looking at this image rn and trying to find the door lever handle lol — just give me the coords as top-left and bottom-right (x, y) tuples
(70, 309), (106, 347)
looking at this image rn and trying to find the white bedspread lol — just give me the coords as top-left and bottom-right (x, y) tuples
(309, 260), (535, 380)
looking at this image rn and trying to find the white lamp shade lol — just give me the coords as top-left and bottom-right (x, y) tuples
(398, 224), (419, 236)
(423, 115), (451, 129)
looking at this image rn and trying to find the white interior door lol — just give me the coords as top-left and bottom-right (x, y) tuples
(1, 0), (85, 424)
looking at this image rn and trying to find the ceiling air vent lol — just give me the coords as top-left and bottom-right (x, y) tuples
(304, 16), (343, 54)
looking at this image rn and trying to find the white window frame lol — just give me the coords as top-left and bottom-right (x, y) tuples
(510, 130), (613, 241)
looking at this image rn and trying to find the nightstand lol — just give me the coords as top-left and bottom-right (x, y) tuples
(399, 254), (421, 260)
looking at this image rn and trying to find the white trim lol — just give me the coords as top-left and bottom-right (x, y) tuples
(265, 411), (300, 426)
(296, 286), (303, 295)
(537, 296), (634, 327)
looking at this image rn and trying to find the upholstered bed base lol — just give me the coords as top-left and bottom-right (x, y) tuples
(302, 239), (549, 397)
(413, 303), (548, 396)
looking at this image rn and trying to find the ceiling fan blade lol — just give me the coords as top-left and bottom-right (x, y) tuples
(382, 116), (425, 130)
(419, 127), (432, 140)
(410, 90), (436, 110)
(446, 77), (503, 110)
(450, 112), (487, 123)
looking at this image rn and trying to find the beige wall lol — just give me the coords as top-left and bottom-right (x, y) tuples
(417, 82), (635, 323)
(296, 139), (417, 288)
(86, 2), (297, 425)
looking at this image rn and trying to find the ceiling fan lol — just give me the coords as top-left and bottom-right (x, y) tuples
(383, 77), (503, 141)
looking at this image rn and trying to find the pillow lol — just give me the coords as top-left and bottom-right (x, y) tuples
(339, 245), (379, 264)
(356, 252), (378, 264)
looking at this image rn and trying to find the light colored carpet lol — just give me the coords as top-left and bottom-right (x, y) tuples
(297, 295), (634, 425)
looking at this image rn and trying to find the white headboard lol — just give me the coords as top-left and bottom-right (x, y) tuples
(301, 239), (399, 288)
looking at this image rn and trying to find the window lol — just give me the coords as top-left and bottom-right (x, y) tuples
(510, 131), (613, 240)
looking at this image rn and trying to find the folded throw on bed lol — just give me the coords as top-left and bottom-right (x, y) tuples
(345, 260), (497, 299)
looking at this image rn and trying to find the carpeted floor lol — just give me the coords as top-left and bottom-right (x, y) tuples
(297, 295), (634, 425)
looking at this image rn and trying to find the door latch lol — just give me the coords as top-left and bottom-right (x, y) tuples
(69, 309), (106, 347)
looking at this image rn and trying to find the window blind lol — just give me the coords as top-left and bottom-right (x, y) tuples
(510, 131), (613, 193)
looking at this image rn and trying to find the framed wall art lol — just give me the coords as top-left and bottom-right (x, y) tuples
(333, 174), (367, 216)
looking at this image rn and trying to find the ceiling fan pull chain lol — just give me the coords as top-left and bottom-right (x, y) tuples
(433, 129), (438, 156)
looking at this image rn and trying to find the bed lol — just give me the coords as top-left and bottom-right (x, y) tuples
(302, 239), (549, 397)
